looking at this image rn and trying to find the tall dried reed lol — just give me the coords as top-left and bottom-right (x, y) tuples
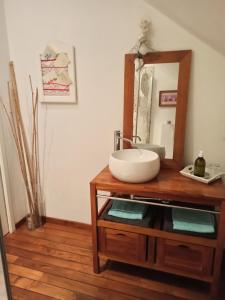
(2, 62), (41, 229)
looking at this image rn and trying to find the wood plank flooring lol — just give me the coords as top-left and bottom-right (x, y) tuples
(4, 222), (225, 300)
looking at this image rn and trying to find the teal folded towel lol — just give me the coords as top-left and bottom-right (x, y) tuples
(108, 201), (148, 220)
(172, 208), (215, 233)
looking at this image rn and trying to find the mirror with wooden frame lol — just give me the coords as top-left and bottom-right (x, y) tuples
(123, 50), (192, 169)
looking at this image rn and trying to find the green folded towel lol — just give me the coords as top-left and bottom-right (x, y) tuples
(172, 208), (215, 233)
(108, 200), (148, 220)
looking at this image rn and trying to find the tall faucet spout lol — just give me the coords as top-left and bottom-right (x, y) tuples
(114, 130), (141, 151)
(121, 137), (134, 145)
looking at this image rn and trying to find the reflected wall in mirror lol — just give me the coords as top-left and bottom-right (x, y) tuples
(124, 50), (192, 169)
(133, 62), (179, 159)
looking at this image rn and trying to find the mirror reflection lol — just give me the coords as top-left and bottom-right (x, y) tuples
(133, 62), (179, 159)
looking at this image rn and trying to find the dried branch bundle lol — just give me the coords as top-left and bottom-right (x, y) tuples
(2, 62), (41, 229)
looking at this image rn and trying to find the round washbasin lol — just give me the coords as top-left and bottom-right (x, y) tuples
(109, 149), (160, 183)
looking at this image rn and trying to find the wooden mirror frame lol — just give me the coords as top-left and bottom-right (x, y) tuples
(123, 50), (192, 169)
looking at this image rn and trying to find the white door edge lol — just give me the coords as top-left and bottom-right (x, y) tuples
(0, 144), (15, 233)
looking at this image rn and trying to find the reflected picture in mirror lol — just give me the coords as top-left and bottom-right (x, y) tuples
(159, 90), (177, 107)
(133, 62), (179, 159)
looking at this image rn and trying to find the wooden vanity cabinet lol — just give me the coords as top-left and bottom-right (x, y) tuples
(90, 167), (225, 299)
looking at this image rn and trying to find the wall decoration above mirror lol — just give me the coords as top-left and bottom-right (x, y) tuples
(123, 50), (192, 169)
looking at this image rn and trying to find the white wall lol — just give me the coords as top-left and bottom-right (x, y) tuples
(3, 0), (225, 224)
(0, 0), (26, 225)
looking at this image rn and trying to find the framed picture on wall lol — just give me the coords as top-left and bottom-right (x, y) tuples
(39, 41), (77, 104)
(159, 90), (177, 107)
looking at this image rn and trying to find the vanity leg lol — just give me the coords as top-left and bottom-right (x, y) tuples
(90, 183), (100, 273)
(211, 202), (225, 298)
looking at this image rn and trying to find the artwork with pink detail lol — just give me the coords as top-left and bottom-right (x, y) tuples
(40, 43), (77, 103)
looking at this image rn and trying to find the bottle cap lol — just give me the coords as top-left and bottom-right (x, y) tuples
(198, 150), (204, 157)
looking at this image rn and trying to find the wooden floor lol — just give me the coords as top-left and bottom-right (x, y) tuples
(4, 221), (225, 300)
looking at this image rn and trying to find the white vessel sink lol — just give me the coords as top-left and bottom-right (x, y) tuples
(109, 149), (160, 183)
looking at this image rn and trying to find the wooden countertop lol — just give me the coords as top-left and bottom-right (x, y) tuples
(90, 167), (225, 205)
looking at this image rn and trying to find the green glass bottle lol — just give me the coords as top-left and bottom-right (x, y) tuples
(194, 151), (206, 177)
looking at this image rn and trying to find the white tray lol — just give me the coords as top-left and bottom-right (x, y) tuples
(180, 165), (224, 184)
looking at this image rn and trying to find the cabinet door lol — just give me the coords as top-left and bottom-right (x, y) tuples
(99, 227), (146, 262)
(156, 238), (214, 276)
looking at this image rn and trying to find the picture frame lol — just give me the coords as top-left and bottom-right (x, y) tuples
(39, 41), (77, 104)
(159, 90), (177, 107)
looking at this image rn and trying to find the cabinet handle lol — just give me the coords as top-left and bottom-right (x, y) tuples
(178, 244), (190, 249)
(116, 233), (126, 237)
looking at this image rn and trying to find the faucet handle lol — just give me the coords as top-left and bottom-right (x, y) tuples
(114, 130), (122, 151)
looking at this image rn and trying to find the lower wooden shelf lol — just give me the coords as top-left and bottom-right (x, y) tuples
(98, 251), (213, 283)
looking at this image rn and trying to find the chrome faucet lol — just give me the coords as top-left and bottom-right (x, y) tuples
(114, 130), (121, 151)
(114, 130), (141, 151)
